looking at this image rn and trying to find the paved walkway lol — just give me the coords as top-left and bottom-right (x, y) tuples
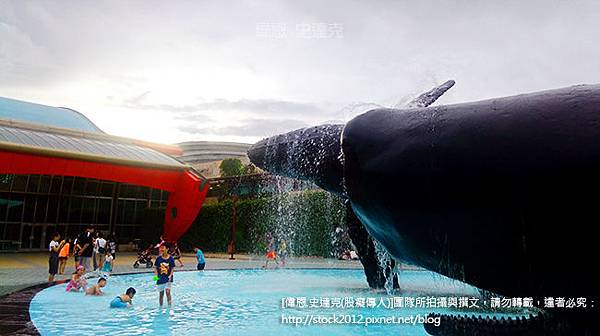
(0, 252), (362, 296)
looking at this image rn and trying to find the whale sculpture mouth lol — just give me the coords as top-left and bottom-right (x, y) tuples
(248, 82), (600, 335)
(247, 123), (346, 195)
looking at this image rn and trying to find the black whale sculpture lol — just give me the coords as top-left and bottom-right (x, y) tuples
(248, 84), (599, 335)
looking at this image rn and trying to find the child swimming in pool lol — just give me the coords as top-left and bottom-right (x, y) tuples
(85, 277), (106, 296)
(154, 243), (175, 307)
(110, 287), (136, 308)
(65, 265), (87, 292)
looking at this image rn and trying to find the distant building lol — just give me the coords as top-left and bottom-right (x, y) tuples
(176, 141), (252, 178)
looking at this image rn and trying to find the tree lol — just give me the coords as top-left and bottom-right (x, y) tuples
(243, 163), (257, 174)
(219, 158), (244, 177)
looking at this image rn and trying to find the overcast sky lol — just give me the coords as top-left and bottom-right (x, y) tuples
(2, 1), (600, 144)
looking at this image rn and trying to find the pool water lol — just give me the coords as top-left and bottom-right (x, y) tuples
(30, 269), (527, 335)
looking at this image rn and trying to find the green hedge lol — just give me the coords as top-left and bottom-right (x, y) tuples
(141, 190), (345, 256)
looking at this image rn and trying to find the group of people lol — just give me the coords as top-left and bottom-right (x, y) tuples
(48, 225), (117, 282)
(49, 228), (207, 309)
(114, 242), (204, 308)
(64, 264), (135, 309)
(263, 233), (287, 269)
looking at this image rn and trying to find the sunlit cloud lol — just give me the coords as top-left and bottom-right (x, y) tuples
(2, 0), (600, 144)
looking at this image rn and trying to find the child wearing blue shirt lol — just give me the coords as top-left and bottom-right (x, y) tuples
(194, 247), (206, 270)
(154, 244), (175, 307)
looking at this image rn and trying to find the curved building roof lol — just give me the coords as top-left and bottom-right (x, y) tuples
(0, 123), (184, 169)
(0, 96), (103, 133)
(0, 96), (187, 170)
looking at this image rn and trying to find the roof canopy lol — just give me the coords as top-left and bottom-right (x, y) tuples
(0, 122), (184, 170)
(0, 97), (103, 133)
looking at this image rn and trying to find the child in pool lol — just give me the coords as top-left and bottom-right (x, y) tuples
(66, 265), (87, 292)
(194, 247), (205, 270)
(154, 243), (175, 307)
(110, 287), (136, 308)
(85, 277), (107, 296)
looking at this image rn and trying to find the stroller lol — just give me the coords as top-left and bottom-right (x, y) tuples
(133, 245), (154, 268)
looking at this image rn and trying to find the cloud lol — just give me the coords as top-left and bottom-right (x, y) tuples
(122, 96), (326, 119)
(178, 118), (310, 137)
(3, 0), (600, 144)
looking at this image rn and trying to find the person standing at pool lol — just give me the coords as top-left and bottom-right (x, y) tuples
(76, 225), (94, 272)
(92, 232), (98, 270)
(95, 232), (107, 272)
(108, 232), (117, 262)
(48, 232), (66, 281)
(170, 242), (184, 267)
(194, 247), (205, 270)
(154, 235), (165, 249)
(72, 237), (80, 269)
(263, 234), (277, 269)
(277, 239), (287, 267)
(110, 287), (136, 308)
(102, 252), (114, 274)
(154, 243), (175, 307)
(58, 237), (70, 275)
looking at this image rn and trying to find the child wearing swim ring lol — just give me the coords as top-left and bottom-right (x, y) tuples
(110, 287), (136, 308)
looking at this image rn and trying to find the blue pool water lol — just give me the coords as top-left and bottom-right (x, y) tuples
(30, 269), (528, 335)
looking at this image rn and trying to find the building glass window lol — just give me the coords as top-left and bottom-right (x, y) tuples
(0, 174), (13, 191)
(0, 174), (169, 250)
(12, 175), (28, 192)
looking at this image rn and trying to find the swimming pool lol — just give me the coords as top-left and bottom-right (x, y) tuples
(30, 269), (528, 335)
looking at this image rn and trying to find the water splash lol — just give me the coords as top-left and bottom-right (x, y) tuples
(374, 239), (400, 294)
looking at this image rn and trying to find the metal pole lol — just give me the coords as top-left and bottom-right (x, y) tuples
(229, 197), (237, 260)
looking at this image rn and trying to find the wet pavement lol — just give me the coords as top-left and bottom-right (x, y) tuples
(0, 252), (362, 296)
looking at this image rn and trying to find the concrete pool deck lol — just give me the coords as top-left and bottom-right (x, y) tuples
(0, 252), (364, 297)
